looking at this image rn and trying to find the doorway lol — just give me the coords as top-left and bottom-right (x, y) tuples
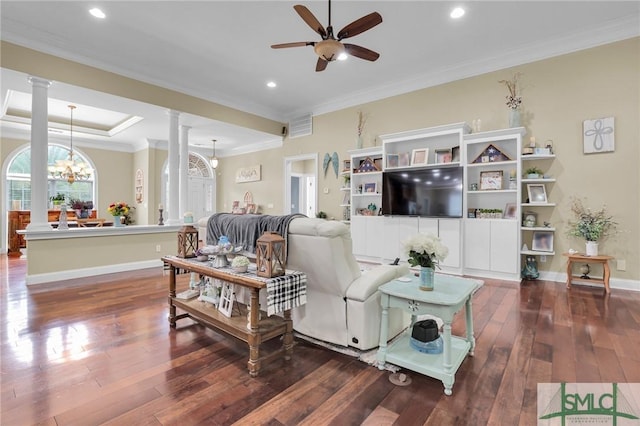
(284, 153), (318, 217)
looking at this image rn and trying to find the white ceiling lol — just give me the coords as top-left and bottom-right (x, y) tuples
(1, 1), (638, 154)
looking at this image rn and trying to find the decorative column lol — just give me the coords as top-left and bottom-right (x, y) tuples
(179, 125), (191, 221)
(27, 76), (53, 231)
(166, 110), (180, 225)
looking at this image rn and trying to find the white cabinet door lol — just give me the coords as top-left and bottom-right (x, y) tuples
(350, 216), (367, 256)
(365, 217), (385, 259)
(464, 220), (491, 270)
(438, 219), (461, 268)
(490, 220), (519, 274)
(383, 216), (418, 261)
(418, 218), (438, 236)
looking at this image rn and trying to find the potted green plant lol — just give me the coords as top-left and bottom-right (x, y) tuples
(525, 166), (543, 179)
(567, 197), (617, 256)
(49, 193), (66, 209)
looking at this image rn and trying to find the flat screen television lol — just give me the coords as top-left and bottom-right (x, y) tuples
(381, 167), (463, 218)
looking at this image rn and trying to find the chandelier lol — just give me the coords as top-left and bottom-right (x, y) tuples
(210, 139), (219, 169)
(48, 105), (93, 184)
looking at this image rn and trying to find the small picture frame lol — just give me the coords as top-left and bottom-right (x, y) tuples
(479, 170), (503, 190)
(527, 184), (547, 203)
(386, 154), (399, 168)
(218, 283), (235, 318)
(467, 208), (477, 218)
(532, 231), (554, 252)
(246, 203), (256, 214)
(398, 152), (410, 167)
(343, 159), (351, 172)
(435, 148), (452, 164)
(363, 182), (377, 194)
(503, 203), (517, 219)
(411, 148), (429, 166)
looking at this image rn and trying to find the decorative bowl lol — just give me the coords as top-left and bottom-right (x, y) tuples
(233, 265), (248, 273)
(196, 255), (209, 262)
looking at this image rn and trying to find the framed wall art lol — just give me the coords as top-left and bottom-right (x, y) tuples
(236, 165), (261, 183)
(583, 117), (614, 154)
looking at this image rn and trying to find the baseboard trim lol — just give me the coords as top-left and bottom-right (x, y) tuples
(536, 271), (639, 292)
(25, 259), (164, 285)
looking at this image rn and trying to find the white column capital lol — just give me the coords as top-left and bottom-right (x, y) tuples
(27, 76), (52, 89)
(180, 125), (192, 132)
(167, 109), (181, 119)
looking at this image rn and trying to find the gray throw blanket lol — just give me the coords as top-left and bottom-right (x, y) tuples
(206, 213), (306, 254)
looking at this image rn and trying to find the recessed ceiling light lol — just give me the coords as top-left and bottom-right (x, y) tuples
(450, 7), (465, 19)
(89, 8), (106, 19)
(266, 81), (277, 88)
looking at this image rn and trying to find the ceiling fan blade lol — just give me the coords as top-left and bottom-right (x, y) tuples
(271, 42), (315, 49)
(344, 44), (380, 61)
(294, 5), (327, 38)
(316, 57), (329, 72)
(337, 12), (382, 40)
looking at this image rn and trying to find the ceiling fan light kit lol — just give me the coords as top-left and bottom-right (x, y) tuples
(271, 0), (382, 72)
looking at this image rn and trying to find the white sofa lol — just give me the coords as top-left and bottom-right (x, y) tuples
(198, 215), (410, 350)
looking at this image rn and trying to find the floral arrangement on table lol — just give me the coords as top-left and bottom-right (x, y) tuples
(107, 201), (131, 217)
(567, 197), (617, 242)
(231, 255), (250, 273)
(498, 72), (522, 109)
(403, 233), (449, 269)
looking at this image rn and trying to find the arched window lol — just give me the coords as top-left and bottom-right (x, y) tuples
(6, 144), (95, 210)
(161, 152), (216, 219)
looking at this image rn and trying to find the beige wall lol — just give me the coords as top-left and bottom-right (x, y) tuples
(2, 38), (638, 281)
(220, 38), (640, 280)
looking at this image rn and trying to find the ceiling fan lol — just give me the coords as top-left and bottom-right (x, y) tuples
(271, 0), (383, 72)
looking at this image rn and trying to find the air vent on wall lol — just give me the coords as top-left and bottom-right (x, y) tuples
(288, 113), (313, 139)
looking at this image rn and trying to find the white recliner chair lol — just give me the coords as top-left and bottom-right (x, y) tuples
(198, 215), (410, 350)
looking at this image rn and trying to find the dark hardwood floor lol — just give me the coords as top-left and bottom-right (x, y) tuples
(1, 255), (639, 425)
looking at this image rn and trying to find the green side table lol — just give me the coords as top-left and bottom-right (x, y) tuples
(377, 273), (482, 395)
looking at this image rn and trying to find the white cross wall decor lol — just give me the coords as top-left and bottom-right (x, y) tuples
(583, 117), (614, 154)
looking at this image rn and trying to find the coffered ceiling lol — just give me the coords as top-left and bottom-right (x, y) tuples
(1, 1), (638, 154)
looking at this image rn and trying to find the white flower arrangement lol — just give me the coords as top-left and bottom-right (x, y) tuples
(402, 233), (448, 269)
(231, 255), (250, 268)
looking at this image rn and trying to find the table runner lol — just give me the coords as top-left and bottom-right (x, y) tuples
(266, 272), (307, 316)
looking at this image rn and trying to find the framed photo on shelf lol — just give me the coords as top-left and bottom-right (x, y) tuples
(386, 154), (399, 168)
(398, 152), (410, 167)
(532, 231), (554, 252)
(479, 170), (503, 190)
(343, 159), (351, 172)
(527, 184), (547, 203)
(411, 148), (429, 166)
(451, 146), (460, 163)
(503, 203), (517, 219)
(435, 148), (452, 164)
(363, 182), (377, 193)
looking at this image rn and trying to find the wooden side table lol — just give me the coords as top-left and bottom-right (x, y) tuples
(376, 274), (482, 395)
(563, 253), (614, 293)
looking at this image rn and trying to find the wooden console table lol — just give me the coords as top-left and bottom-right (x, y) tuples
(377, 273), (482, 395)
(163, 255), (304, 377)
(563, 252), (613, 293)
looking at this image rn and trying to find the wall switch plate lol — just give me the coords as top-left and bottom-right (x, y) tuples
(156, 244), (161, 252)
(539, 255), (547, 263)
(323, 187), (329, 194)
(617, 259), (626, 271)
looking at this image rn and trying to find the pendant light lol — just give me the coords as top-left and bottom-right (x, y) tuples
(210, 139), (219, 169)
(48, 105), (93, 183)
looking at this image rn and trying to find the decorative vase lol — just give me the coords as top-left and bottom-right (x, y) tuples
(419, 266), (435, 291)
(586, 241), (598, 256)
(509, 108), (521, 127)
(356, 135), (363, 149)
(113, 215), (124, 227)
